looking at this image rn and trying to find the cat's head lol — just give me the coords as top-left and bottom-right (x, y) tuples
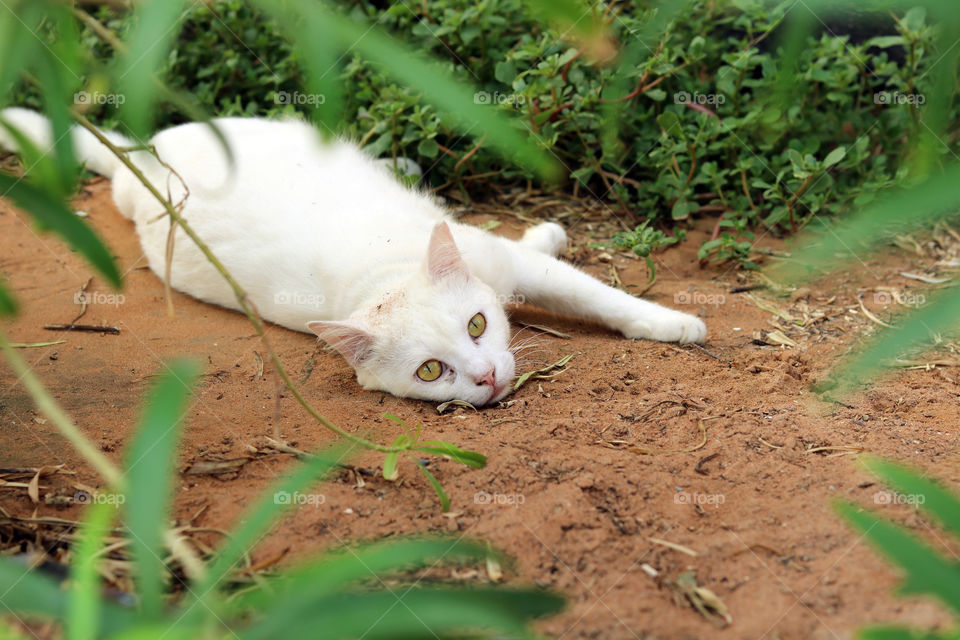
(308, 222), (515, 405)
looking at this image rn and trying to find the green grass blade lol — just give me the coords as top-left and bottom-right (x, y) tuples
(0, 559), (68, 619)
(0, 173), (121, 287)
(177, 443), (349, 626)
(242, 587), (564, 640)
(124, 359), (201, 620)
(383, 433), (409, 480)
(286, 3), (560, 179)
(118, 0), (188, 138)
(413, 442), (487, 469)
(232, 538), (496, 630)
(859, 627), (960, 640)
(600, 0), (689, 152)
(0, 279), (16, 316)
(34, 7), (81, 197)
(834, 501), (960, 614)
(774, 163), (960, 283)
(255, 1), (343, 134)
(861, 457), (960, 540)
(416, 458), (450, 512)
(0, 558), (136, 634)
(0, 3), (42, 101)
(823, 288), (960, 394)
(67, 501), (115, 640)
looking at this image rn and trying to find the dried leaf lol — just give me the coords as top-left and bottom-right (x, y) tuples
(514, 354), (574, 391)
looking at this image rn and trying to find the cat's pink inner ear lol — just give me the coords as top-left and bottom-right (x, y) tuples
(426, 221), (469, 282)
(306, 321), (374, 367)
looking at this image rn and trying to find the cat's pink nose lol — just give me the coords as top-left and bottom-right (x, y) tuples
(473, 368), (496, 387)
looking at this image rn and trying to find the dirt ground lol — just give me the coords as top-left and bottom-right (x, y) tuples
(2, 178), (959, 639)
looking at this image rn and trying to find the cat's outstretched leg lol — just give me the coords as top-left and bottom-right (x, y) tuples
(508, 244), (706, 344)
(519, 222), (567, 257)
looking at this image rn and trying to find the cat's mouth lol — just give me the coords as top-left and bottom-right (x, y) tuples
(486, 381), (510, 405)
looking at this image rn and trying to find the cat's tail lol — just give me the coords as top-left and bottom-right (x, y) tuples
(0, 107), (135, 179)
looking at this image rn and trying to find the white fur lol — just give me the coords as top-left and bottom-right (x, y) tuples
(0, 108), (707, 405)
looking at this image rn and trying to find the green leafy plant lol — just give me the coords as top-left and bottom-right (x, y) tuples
(0, 363), (562, 639)
(603, 220), (686, 286)
(834, 458), (960, 640)
(699, 216), (757, 270)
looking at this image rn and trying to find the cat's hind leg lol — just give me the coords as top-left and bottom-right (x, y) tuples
(519, 222), (567, 257)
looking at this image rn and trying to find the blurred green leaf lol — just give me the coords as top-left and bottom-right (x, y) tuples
(0, 279), (16, 316)
(776, 163), (960, 282)
(0, 173), (121, 287)
(119, 0), (188, 137)
(125, 359), (201, 620)
(860, 457), (960, 540)
(835, 500), (960, 614)
(178, 442), (348, 627)
(306, 4), (560, 180)
(243, 587), (564, 640)
(824, 288), (960, 393)
(67, 501), (115, 640)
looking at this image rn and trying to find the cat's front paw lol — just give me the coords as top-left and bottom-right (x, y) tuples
(521, 222), (568, 257)
(622, 310), (707, 344)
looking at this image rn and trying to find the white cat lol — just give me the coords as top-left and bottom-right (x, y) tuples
(0, 108), (706, 405)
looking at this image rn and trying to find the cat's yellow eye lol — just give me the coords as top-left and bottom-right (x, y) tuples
(417, 359), (443, 382)
(468, 312), (486, 338)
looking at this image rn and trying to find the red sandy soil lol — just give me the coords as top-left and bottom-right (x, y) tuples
(2, 178), (959, 639)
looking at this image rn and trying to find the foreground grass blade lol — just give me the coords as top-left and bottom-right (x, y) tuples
(177, 443), (350, 626)
(119, 0), (188, 137)
(0, 558), (136, 635)
(67, 501), (115, 640)
(242, 587), (564, 640)
(258, 2), (343, 135)
(125, 359), (201, 620)
(834, 501), (960, 615)
(273, 1), (560, 180)
(0, 174), (121, 287)
(0, 280), (16, 315)
(233, 538), (497, 631)
(858, 628), (960, 640)
(822, 289), (960, 394)
(774, 162), (960, 283)
(861, 457), (960, 535)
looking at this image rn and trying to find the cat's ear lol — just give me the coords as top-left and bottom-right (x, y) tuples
(307, 320), (375, 367)
(425, 221), (469, 282)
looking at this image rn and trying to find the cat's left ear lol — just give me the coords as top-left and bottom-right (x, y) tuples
(307, 320), (375, 367)
(425, 222), (469, 283)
